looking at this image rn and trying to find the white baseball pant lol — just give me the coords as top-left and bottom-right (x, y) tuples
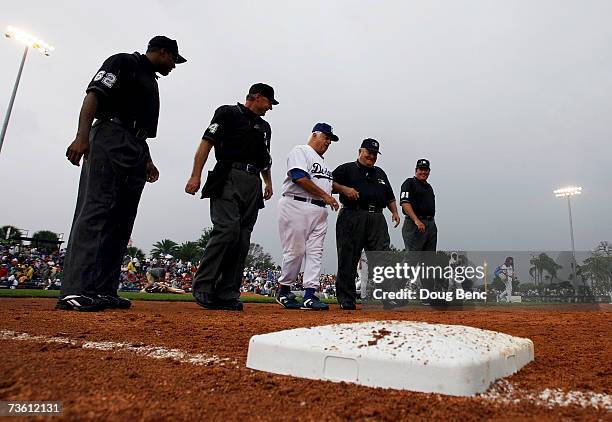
(356, 250), (368, 299)
(277, 196), (328, 289)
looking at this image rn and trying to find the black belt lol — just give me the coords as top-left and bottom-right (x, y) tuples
(107, 117), (148, 141)
(344, 204), (383, 213)
(418, 216), (435, 221)
(286, 195), (326, 208)
(231, 162), (261, 174)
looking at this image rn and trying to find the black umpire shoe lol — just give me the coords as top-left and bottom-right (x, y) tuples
(194, 291), (244, 311)
(56, 295), (105, 312)
(194, 291), (216, 309)
(339, 302), (356, 310)
(276, 291), (301, 310)
(98, 294), (132, 309)
(382, 299), (404, 310)
(215, 298), (244, 311)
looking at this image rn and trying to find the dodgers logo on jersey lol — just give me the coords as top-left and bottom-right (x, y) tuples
(311, 163), (333, 180)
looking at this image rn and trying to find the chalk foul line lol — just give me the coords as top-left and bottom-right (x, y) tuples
(479, 379), (611, 411)
(0, 329), (237, 367)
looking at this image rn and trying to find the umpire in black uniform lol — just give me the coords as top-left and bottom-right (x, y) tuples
(400, 159), (437, 251)
(185, 83), (277, 311)
(332, 139), (401, 309)
(59, 36), (186, 311)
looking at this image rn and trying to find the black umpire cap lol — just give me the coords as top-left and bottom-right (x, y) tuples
(416, 159), (430, 169)
(249, 83), (279, 105)
(361, 138), (381, 154)
(148, 36), (187, 64)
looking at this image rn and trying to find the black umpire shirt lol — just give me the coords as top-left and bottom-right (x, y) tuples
(86, 52), (160, 138)
(333, 161), (395, 209)
(202, 103), (272, 171)
(400, 177), (435, 217)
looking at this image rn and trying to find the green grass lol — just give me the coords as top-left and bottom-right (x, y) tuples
(0, 289), (338, 304)
(0, 289), (61, 299)
(1, 289), (599, 307)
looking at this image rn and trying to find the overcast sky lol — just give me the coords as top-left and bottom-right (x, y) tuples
(1, 1), (610, 271)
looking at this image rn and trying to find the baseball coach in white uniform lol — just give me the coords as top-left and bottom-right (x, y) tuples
(276, 123), (340, 310)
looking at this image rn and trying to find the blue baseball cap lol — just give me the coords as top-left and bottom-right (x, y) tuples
(312, 123), (339, 142)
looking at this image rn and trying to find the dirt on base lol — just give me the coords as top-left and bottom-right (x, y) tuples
(0, 298), (610, 421)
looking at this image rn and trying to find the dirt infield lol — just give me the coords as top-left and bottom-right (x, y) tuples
(0, 298), (610, 421)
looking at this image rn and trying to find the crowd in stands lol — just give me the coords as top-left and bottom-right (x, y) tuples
(520, 286), (610, 298)
(118, 257), (196, 293)
(1, 245), (64, 290)
(0, 244), (339, 297)
(239, 270), (337, 298)
(521, 288), (576, 297)
(2, 244), (610, 302)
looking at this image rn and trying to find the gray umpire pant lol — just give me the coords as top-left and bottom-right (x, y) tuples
(402, 218), (437, 251)
(192, 168), (262, 301)
(335, 208), (390, 305)
(61, 121), (147, 296)
(402, 218), (438, 293)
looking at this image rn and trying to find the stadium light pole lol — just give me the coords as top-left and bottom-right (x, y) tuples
(554, 186), (582, 284)
(0, 26), (54, 156)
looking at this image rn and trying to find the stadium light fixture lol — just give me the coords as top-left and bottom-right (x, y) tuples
(0, 26), (54, 156)
(5, 26), (55, 56)
(554, 185), (582, 283)
(553, 186), (582, 197)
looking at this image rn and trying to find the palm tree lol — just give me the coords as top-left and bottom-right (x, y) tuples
(151, 239), (179, 258)
(580, 255), (612, 291)
(529, 255), (545, 285)
(529, 265), (537, 284)
(245, 243), (276, 269)
(126, 246), (145, 261)
(594, 241), (611, 257)
(0, 225), (23, 245)
(197, 227), (213, 251)
(538, 253), (562, 286)
(530, 253), (562, 287)
(32, 230), (61, 253)
(576, 264), (588, 287)
(174, 241), (203, 263)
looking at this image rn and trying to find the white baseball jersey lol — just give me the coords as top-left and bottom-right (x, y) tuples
(281, 145), (333, 198)
(498, 264), (514, 301)
(498, 264), (515, 281)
